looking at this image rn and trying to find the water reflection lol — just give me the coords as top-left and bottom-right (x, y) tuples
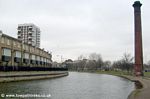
(0, 72), (134, 99)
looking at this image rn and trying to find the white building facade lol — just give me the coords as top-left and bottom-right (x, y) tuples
(17, 23), (40, 48)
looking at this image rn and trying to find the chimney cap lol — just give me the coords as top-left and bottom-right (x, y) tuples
(133, 1), (142, 7)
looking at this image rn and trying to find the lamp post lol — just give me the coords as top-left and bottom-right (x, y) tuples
(56, 55), (63, 63)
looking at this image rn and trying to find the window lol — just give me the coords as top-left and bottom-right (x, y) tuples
(3, 48), (11, 56)
(41, 57), (43, 61)
(23, 44), (25, 49)
(47, 59), (51, 63)
(44, 58), (46, 62)
(32, 48), (34, 52)
(47, 59), (49, 63)
(7, 39), (10, 45)
(25, 45), (28, 50)
(13, 41), (16, 46)
(18, 42), (21, 48)
(1, 37), (4, 43)
(36, 56), (40, 61)
(46, 59), (48, 63)
(31, 55), (35, 60)
(35, 49), (37, 54)
(24, 53), (29, 59)
(43, 58), (45, 62)
(15, 51), (21, 58)
(30, 47), (32, 52)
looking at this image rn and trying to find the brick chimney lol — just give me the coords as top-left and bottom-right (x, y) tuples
(133, 1), (143, 76)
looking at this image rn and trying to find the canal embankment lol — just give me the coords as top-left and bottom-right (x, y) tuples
(0, 71), (68, 83)
(94, 70), (150, 99)
(124, 76), (150, 99)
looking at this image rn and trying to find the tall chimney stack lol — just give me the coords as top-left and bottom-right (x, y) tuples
(133, 1), (143, 76)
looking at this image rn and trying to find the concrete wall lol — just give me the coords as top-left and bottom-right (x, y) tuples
(0, 71), (68, 82)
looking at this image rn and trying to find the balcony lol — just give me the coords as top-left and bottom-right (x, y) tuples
(28, 37), (32, 40)
(28, 27), (33, 31)
(28, 42), (32, 45)
(18, 29), (21, 32)
(17, 27), (21, 30)
(18, 31), (21, 34)
(18, 35), (21, 38)
(28, 31), (32, 34)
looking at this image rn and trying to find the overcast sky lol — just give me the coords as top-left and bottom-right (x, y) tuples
(0, 0), (150, 63)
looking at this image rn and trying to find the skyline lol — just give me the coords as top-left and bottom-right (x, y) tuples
(0, 0), (150, 63)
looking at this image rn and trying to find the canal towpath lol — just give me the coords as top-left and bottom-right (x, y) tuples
(121, 75), (150, 99)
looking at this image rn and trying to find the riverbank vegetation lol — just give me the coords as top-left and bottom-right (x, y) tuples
(95, 70), (132, 76)
(62, 53), (150, 77)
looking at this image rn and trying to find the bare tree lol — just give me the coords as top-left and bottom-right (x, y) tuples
(88, 53), (103, 70)
(122, 53), (133, 72)
(112, 53), (133, 72)
(103, 60), (111, 71)
(112, 60), (122, 71)
(85, 60), (97, 70)
(89, 53), (102, 61)
(78, 55), (86, 60)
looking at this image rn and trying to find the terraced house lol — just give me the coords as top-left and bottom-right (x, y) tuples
(0, 30), (52, 71)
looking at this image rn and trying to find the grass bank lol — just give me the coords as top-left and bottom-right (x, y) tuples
(95, 70), (133, 76)
(95, 70), (150, 78)
(144, 72), (150, 77)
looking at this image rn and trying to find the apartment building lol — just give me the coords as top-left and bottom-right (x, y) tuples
(17, 23), (40, 48)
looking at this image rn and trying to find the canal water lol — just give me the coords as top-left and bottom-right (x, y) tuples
(0, 72), (134, 99)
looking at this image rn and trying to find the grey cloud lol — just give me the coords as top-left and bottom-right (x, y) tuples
(0, 0), (150, 63)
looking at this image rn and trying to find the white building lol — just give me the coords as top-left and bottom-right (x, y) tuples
(17, 23), (40, 48)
